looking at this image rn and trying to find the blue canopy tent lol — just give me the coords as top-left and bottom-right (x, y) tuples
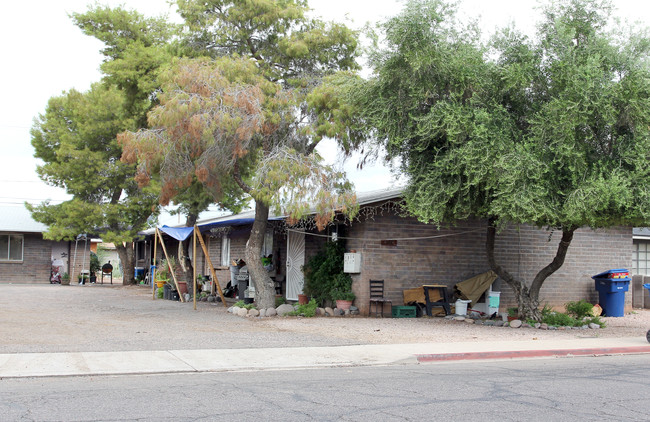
(152, 225), (228, 308)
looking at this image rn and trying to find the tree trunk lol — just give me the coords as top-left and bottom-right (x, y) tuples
(180, 213), (198, 296)
(245, 200), (275, 309)
(116, 242), (136, 285)
(486, 218), (575, 322)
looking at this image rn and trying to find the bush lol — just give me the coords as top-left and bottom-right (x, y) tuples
(303, 240), (353, 305)
(234, 300), (256, 310)
(565, 300), (595, 319)
(156, 287), (164, 299)
(535, 303), (606, 328)
(288, 299), (318, 317)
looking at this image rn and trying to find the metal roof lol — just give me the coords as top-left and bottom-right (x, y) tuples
(142, 186), (406, 235)
(0, 205), (48, 233)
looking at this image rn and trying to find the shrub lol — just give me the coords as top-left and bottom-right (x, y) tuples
(156, 287), (164, 299)
(540, 311), (575, 327)
(565, 300), (595, 319)
(234, 300), (256, 310)
(303, 240), (352, 305)
(288, 299), (318, 317)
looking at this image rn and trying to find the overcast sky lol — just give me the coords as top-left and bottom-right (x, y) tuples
(1, 0), (647, 214)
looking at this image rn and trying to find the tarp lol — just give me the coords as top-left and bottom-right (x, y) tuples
(159, 225), (194, 241)
(197, 216), (284, 232)
(454, 270), (497, 305)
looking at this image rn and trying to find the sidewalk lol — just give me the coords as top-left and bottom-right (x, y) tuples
(1, 337), (649, 379)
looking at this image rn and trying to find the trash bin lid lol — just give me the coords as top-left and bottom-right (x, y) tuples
(591, 269), (629, 279)
(644, 283), (650, 290)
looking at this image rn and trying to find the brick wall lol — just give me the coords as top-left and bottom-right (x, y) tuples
(344, 211), (632, 315)
(0, 233), (52, 283)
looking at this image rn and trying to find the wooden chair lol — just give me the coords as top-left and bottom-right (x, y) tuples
(369, 279), (392, 317)
(423, 284), (451, 316)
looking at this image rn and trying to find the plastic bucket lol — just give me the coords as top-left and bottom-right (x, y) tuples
(487, 291), (501, 316)
(455, 299), (471, 316)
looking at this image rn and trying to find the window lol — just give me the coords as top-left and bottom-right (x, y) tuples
(633, 240), (650, 275)
(0, 234), (23, 262)
(220, 235), (230, 267)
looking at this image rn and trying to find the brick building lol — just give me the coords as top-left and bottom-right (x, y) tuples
(0, 205), (75, 284)
(140, 187), (635, 315)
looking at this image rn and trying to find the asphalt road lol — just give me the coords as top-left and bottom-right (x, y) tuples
(2, 354), (649, 421)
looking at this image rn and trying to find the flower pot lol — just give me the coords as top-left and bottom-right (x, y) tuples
(298, 294), (309, 305)
(155, 280), (166, 288)
(336, 300), (353, 311)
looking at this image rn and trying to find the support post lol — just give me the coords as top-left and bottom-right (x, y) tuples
(195, 225), (228, 307)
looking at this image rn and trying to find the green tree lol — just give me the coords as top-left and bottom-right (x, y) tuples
(29, 84), (160, 283)
(29, 6), (177, 284)
(338, 0), (650, 320)
(121, 55), (359, 309)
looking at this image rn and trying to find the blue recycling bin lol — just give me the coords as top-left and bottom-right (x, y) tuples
(592, 269), (630, 317)
(134, 267), (145, 280)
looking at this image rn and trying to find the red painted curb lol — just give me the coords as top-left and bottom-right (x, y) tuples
(416, 346), (650, 362)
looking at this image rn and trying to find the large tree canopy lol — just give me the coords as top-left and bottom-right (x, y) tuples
(336, 0), (650, 319)
(120, 0), (361, 309)
(29, 83), (159, 265)
(29, 6), (178, 283)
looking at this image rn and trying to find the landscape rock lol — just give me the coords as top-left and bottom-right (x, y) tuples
(325, 307), (334, 316)
(334, 308), (344, 316)
(534, 323), (541, 329)
(235, 307), (248, 317)
(454, 316), (466, 321)
(259, 308), (266, 317)
(315, 308), (325, 316)
(276, 304), (295, 316)
(464, 318), (475, 324)
(266, 308), (277, 317)
(494, 321), (504, 327)
(540, 323), (548, 330)
(509, 319), (522, 328)
(248, 308), (260, 317)
(228, 306), (237, 314)
(207, 296), (216, 303)
(589, 323), (600, 329)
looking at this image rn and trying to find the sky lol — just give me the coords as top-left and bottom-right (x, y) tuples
(1, 0), (648, 217)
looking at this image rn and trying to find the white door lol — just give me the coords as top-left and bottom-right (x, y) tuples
(286, 230), (305, 300)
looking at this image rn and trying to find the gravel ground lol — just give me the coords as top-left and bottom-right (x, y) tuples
(1, 284), (649, 354)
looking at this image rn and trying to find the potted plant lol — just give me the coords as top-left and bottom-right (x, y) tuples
(61, 272), (70, 286)
(507, 307), (519, 322)
(331, 273), (355, 310)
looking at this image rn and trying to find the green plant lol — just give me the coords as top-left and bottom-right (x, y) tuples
(538, 311), (575, 327)
(156, 287), (164, 299)
(330, 273), (355, 301)
(275, 296), (286, 307)
(61, 273), (70, 281)
(565, 300), (595, 319)
(288, 299), (318, 317)
(303, 240), (354, 305)
(90, 252), (101, 275)
(507, 307), (518, 318)
(234, 300), (256, 310)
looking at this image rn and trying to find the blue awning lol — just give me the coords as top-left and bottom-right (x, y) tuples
(159, 225), (195, 241)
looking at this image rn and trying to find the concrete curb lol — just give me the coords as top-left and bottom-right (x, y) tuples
(416, 345), (650, 362)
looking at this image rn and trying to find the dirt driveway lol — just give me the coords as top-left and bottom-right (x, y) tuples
(1, 284), (649, 353)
